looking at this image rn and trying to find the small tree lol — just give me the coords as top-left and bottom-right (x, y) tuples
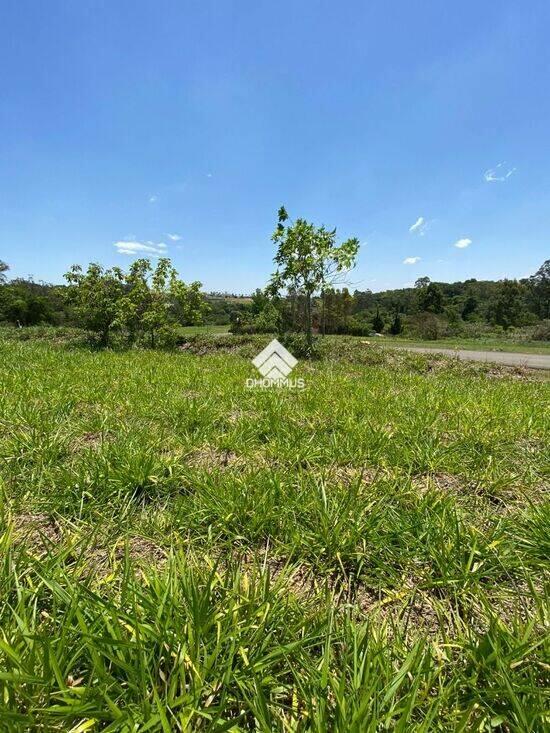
(116, 258), (208, 346)
(372, 308), (385, 333)
(116, 258), (152, 344)
(171, 278), (209, 325)
(268, 207), (359, 349)
(141, 258), (177, 348)
(254, 301), (281, 333)
(389, 311), (403, 335)
(64, 263), (124, 346)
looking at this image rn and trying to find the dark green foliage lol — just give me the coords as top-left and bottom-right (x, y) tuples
(461, 295), (478, 320)
(372, 308), (385, 333)
(527, 258), (550, 319)
(488, 279), (525, 330)
(417, 282), (444, 313)
(390, 311), (404, 335)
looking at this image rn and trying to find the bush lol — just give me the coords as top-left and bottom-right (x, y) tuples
(280, 332), (325, 360)
(532, 320), (550, 341)
(418, 313), (443, 340)
(333, 319), (372, 337)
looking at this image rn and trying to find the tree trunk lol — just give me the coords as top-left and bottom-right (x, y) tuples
(321, 290), (326, 336)
(305, 292), (313, 349)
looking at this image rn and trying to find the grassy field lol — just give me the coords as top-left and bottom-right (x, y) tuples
(0, 336), (548, 731)
(378, 336), (550, 355)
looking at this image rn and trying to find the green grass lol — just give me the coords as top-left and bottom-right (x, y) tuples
(379, 335), (550, 355)
(179, 324), (231, 335)
(0, 337), (548, 731)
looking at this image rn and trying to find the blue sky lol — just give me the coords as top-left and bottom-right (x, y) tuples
(1, 1), (549, 293)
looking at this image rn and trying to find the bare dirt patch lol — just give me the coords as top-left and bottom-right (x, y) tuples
(12, 513), (62, 551)
(187, 445), (245, 470)
(70, 430), (113, 452)
(326, 464), (380, 486)
(412, 472), (467, 497)
(87, 536), (168, 578)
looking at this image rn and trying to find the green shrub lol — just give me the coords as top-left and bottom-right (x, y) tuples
(532, 319), (550, 341)
(280, 332), (325, 359)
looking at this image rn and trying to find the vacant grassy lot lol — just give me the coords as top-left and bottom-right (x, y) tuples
(0, 336), (548, 731)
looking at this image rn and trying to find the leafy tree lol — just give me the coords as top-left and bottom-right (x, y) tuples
(250, 288), (270, 315)
(340, 288), (353, 329)
(461, 295), (478, 320)
(389, 311), (403, 335)
(268, 207), (359, 349)
(445, 305), (461, 332)
(352, 289), (374, 313)
(418, 312), (442, 340)
(141, 258), (177, 348)
(527, 259), (550, 319)
(0, 260), (9, 284)
(489, 279), (524, 330)
(64, 263), (124, 346)
(115, 258), (208, 346)
(171, 279), (209, 325)
(254, 301), (281, 333)
(372, 308), (384, 333)
(115, 259), (152, 344)
(417, 282), (444, 313)
(415, 276), (430, 289)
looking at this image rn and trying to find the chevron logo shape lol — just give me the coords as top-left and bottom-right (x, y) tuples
(252, 339), (298, 381)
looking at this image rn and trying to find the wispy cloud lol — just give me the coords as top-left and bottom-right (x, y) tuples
(148, 195), (158, 203)
(409, 216), (428, 236)
(484, 163), (516, 182)
(114, 240), (168, 257)
(403, 256), (421, 265)
(454, 238), (472, 249)
(166, 233), (182, 241)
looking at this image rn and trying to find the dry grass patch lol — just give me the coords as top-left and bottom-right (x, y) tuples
(11, 512), (62, 551)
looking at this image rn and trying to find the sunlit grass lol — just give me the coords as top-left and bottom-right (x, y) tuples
(0, 338), (548, 731)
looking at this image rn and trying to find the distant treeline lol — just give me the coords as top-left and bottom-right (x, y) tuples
(1, 258), (549, 342)
(229, 261), (550, 340)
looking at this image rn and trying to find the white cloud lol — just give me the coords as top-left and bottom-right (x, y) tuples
(148, 195), (158, 203)
(409, 217), (424, 233)
(114, 240), (168, 257)
(403, 256), (421, 265)
(206, 173), (212, 178)
(484, 163), (516, 182)
(145, 240), (167, 250)
(454, 238), (472, 249)
(166, 233), (182, 241)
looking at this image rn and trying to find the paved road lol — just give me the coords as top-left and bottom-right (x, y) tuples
(388, 345), (550, 370)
